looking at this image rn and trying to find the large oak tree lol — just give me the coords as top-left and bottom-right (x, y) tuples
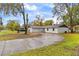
(53, 3), (79, 33)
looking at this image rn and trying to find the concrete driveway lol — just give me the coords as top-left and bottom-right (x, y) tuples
(0, 33), (64, 56)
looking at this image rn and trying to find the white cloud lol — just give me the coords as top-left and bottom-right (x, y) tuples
(44, 4), (54, 8)
(48, 4), (55, 8)
(24, 4), (37, 11)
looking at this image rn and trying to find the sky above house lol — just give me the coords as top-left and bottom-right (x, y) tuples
(0, 3), (59, 25)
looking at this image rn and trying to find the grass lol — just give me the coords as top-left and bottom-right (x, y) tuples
(0, 30), (17, 41)
(0, 30), (42, 41)
(11, 33), (79, 56)
(0, 30), (17, 35)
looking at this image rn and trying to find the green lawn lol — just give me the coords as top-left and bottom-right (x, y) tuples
(0, 30), (17, 41)
(11, 33), (79, 56)
(0, 30), (17, 35)
(0, 30), (42, 41)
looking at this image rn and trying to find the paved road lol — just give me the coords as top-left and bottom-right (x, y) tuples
(0, 33), (64, 56)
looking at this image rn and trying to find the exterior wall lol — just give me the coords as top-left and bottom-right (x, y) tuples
(29, 28), (45, 33)
(29, 28), (32, 32)
(45, 28), (58, 33)
(57, 27), (69, 33)
(28, 28), (31, 32)
(29, 27), (69, 33)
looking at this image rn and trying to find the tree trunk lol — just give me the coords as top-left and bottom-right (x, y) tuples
(22, 12), (27, 34)
(21, 3), (28, 34)
(25, 14), (28, 34)
(65, 4), (74, 33)
(70, 18), (74, 33)
(70, 26), (74, 33)
(25, 25), (28, 34)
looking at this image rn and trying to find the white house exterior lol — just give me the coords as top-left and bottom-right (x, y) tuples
(29, 24), (69, 33)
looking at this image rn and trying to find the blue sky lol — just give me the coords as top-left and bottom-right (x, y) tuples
(0, 3), (58, 25)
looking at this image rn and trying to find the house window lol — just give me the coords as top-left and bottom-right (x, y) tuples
(47, 28), (49, 31)
(53, 28), (54, 31)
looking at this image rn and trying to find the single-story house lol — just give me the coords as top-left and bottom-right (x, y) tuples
(29, 24), (69, 33)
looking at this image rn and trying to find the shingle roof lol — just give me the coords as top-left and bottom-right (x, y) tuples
(30, 24), (68, 29)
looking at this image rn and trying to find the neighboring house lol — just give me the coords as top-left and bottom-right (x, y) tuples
(73, 25), (79, 32)
(29, 24), (69, 33)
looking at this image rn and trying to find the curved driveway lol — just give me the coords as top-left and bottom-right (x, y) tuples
(0, 33), (64, 56)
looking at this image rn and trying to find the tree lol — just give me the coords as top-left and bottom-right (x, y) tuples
(32, 20), (41, 26)
(32, 15), (44, 26)
(0, 3), (28, 34)
(0, 25), (4, 31)
(0, 17), (3, 25)
(44, 20), (53, 26)
(6, 20), (20, 31)
(25, 14), (29, 34)
(53, 3), (79, 33)
(0, 17), (4, 31)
